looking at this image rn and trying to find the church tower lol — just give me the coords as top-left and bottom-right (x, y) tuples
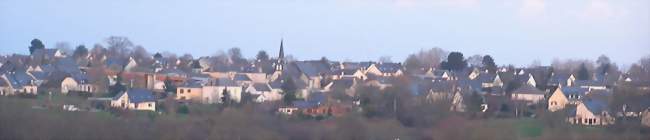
(274, 39), (285, 71)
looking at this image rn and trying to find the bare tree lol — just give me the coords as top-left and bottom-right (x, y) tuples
(379, 56), (392, 63)
(105, 36), (134, 58)
(55, 42), (73, 55)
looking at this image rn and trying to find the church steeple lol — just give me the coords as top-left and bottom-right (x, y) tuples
(275, 39), (285, 71)
(279, 39), (284, 60)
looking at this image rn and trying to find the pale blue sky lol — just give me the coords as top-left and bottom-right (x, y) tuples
(1, 0), (648, 66)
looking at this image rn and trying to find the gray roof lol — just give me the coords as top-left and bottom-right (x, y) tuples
(560, 87), (589, 97)
(583, 99), (609, 114)
(513, 85), (545, 95)
(214, 78), (239, 87)
(233, 74), (252, 81)
(548, 73), (571, 86)
(475, 73), (497, 83)
(331, 78), (356, 89)
(32, 49), (60, 58)
(2, 70), (36, 89)
(294, 61), (331, 77)
(252, 83), (272, 92)
(375, 63), (402, 73)
(114, 88), (156, 103)
(342, 62), (374, 70)
(54, 57), (81, 74)
(292, 92), (327, 109)
(574, 80), (606, 87)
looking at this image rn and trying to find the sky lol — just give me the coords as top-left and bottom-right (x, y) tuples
(1, 0), (648, 66)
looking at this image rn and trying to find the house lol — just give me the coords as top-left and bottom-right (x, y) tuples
(176, 80), (204, 102)
(201, 78), (243, 104)
(324, 77), (358, 97)
(366, 62), (403, 77)
(110, 88), (157, 111)
(568, 99), (615, 126)
(574, 80), (607, 90)
(426, 80), (457, 102)
(278, 107), (299, 115)
(0, 71), (38, 95)
(290, 61), (332, 89)
(246, 83), (282, 103)
(61, 73), (96, 94)
(365, 77), (393, 90)
(417, 68), (451, 81)
(31, 48), (65, 64)
(547, 87), (589, 112)
(105, 57), (138, 72)
(340, 62), (374, 72)
(547, 72), (576, 88)
(511, 85), (546, 104)
(330, 69), (366, 80)
(642, 109), (650, 127)
(514, 73), (537, 87)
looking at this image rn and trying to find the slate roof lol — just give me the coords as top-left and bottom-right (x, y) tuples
(2, 70), (36, 89)
(583, 99), (609, 114)
(70, 72), (90, 84)
(158, 68), (187, 77)
(114, 88), (156, 103)
(54, 57), (82, 74)
(475, 73), (497, 83)
(342, 62), (374, 70)
(497, 71), (515, 84)
(233, 74), (252, 81)
(375, 63), (402, 73)
(548, 73), (571, 86)
(214, 78), (239, 87)
(293, 92), (327, 109)
(512, 85), (545, 95)
(331, 78), (356, 89)
(560, 87), (589, 97)
(574, 80), (606, 87)
(332, 69), (360, 75)
(252, 83), (272, 92)
(294, 61), (331, 77)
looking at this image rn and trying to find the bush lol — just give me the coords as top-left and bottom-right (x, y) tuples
(177, 105), (189, 114)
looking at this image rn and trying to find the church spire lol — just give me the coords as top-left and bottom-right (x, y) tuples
(275, 38), (285, 71)
(279, 38), (284, 60)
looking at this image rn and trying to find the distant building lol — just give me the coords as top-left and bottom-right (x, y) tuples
(568, 99), (614, 126)
(110, 88), (157, 111)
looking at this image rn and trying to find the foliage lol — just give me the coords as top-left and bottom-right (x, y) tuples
(441, 52), (468, 71)
(28, 38), (45, 54)
(577, 63), (591, 80)
(163, 78), (176, 93)
(109, 74), (126, 97)
(221, 88), (231, 106)
(256, 50), (269, 61)
(281, 76), (297, 105)
(482, 55), (497, 73)
(176, 104), (190, 114)
(73, 45), (89, 59)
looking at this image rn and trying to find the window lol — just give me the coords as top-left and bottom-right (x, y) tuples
(148, 103), (152, 107)
(180, 89), (184, 93)
(188, 89), (191, 92)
